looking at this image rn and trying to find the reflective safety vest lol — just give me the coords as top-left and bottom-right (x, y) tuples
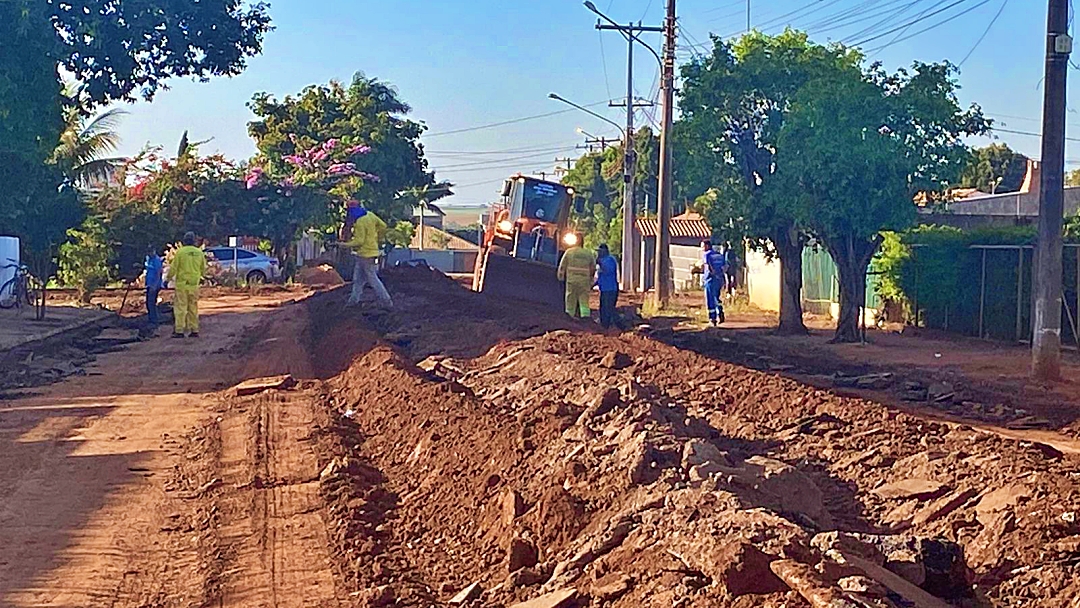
(557, 246), (595, 287)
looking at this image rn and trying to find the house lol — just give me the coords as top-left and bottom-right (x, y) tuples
(440, 204), (490, 230)
(635, 211), (713, 291)
(921, 160), (1080, 229)
(410, 226), (477, 250)
(413, 203), (446, 229)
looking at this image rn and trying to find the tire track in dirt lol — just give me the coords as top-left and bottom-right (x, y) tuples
(207, 389), (342, 607)
(199, 295), (348, 607)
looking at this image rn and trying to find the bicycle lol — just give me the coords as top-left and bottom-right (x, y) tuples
(0, 259), (40, 310)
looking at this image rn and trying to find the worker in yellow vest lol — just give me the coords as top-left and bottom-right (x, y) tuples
(557, 243), (595, 319)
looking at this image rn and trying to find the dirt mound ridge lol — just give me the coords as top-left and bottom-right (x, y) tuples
(307, 270), (1079, 606)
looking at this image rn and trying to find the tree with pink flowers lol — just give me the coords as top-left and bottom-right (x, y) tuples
(247, 72), (448, 227)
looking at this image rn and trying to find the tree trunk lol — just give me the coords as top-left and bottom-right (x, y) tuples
(774, 225), (808, 335)
(826, 234), (882, 343)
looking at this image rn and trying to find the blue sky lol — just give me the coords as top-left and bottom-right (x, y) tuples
(110, 0), (1071, 206)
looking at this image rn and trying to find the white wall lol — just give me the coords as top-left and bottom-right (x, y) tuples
(746, 248), (781, 312)
(671, 244), (702, 291)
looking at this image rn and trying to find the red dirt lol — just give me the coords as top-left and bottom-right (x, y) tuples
(4, 267), (1079, 607)
(305, 267), (1080, 607)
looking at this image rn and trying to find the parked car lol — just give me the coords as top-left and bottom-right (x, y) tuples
(205, 247), (281, 283)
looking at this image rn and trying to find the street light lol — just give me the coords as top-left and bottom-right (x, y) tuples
(576, 127), (599, 139)
(549, 94), (625, 136)
(551, 92), (635, 292)
(583, 1), (663, 68)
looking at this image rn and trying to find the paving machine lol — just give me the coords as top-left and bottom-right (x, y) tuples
(472, 174), (581, 308)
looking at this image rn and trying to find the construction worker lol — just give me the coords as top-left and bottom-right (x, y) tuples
(166, 232), (207, 338)
(595, 243), (619, 328)
(557, 241), (594, 319)
(144, 244), (164, 329)
(343, 201), (393, 308)
(702, 239), (727, 326)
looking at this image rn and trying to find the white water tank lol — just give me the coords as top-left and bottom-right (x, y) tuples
(0, 236), (19, 289)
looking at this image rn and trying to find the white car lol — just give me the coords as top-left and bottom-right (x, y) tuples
(205, 247), (281, 283)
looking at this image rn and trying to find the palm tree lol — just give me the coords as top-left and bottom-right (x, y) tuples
(53, 107), (128, 188)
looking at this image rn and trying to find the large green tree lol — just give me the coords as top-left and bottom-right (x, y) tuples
(774, 62), (989, 342)
(248, 73), (439, 225)
(958, 143), (1029, 195)
(53, 0), (272, 106)
(2, 0), (271, 307)
(561, 129), (660, 256)
(677, 30), (863, 334)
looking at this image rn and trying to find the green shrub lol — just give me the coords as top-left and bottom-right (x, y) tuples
(57, 218), (113, 303)
(872, 222), (1074, 339)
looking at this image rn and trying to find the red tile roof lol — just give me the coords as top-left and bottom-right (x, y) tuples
(635, 217), (712, 239)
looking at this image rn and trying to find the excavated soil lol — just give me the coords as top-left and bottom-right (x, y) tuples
(285, 267), (1080, 607)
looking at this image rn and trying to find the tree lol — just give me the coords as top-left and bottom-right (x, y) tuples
(959, 144), (1029, 194)
(774, 62), (988, 342)
(561, 130), (660, 255)
(1066, 168), (1080, 187)
(677, 30), (863, 334)
(2, 0), (270, 313)
(53, 108), (127, 188)
(0, 1), (64, 159)
(0, 152), (84, 319)
(51, 0), (271, 106)
(58, 218), (113, 303)
(248, 73), (438, 224)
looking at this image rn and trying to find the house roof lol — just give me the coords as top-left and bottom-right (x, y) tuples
(410, 226), (478, 250)
(635, 216), (712, 239)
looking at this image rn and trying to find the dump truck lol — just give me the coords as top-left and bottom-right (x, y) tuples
(472, 174), (581, 308)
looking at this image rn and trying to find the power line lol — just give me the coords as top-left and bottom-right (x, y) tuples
(959, 0), (1009, 66)
(431, 147), (580, 170)
(988, 111), (1080, 128)
(700, 0), (747, 16)
(853, 0), (989, 49)
(867, 0), (991, 51)
(839, 0), (943, 43)
(992, 126), (1080, 143)
(867, 1), (943, 55)
(426, 144), (578, 158)
(425, 101), (611, 137)
(599, 30), (613, 100)
(641, 0), (656, 20)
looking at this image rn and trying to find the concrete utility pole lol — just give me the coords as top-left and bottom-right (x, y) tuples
(593, 16), (662, 291)
(653, 0), (677, 308)
(1032, 0), (1071, 381)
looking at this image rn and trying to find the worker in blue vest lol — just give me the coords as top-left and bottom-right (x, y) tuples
(594, 244), (619, 328)
(702, 240), (727, 326)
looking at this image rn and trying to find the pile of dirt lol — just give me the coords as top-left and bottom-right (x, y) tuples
(302, 270), (1080, 607)
(297, 264), (345, 287)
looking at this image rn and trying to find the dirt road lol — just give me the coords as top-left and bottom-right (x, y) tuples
(2, 273), (1079, 607)
(0, 290), (341, 607)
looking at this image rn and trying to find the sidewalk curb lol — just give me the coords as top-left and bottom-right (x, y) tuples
(1, 309), (115, 354)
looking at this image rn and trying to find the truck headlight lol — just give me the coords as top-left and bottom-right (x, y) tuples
(498, 220), (514, 232)
(563, 232), (579, 247)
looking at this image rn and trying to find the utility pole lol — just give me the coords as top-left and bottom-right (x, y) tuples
(596, 18), (663, 292)
(553, 157), (574, 179)
(577, 136), (619, 153)
(747, 0), (751, 32)
(653, 0), (677, 308)
(1032, 0), (1071, 381)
